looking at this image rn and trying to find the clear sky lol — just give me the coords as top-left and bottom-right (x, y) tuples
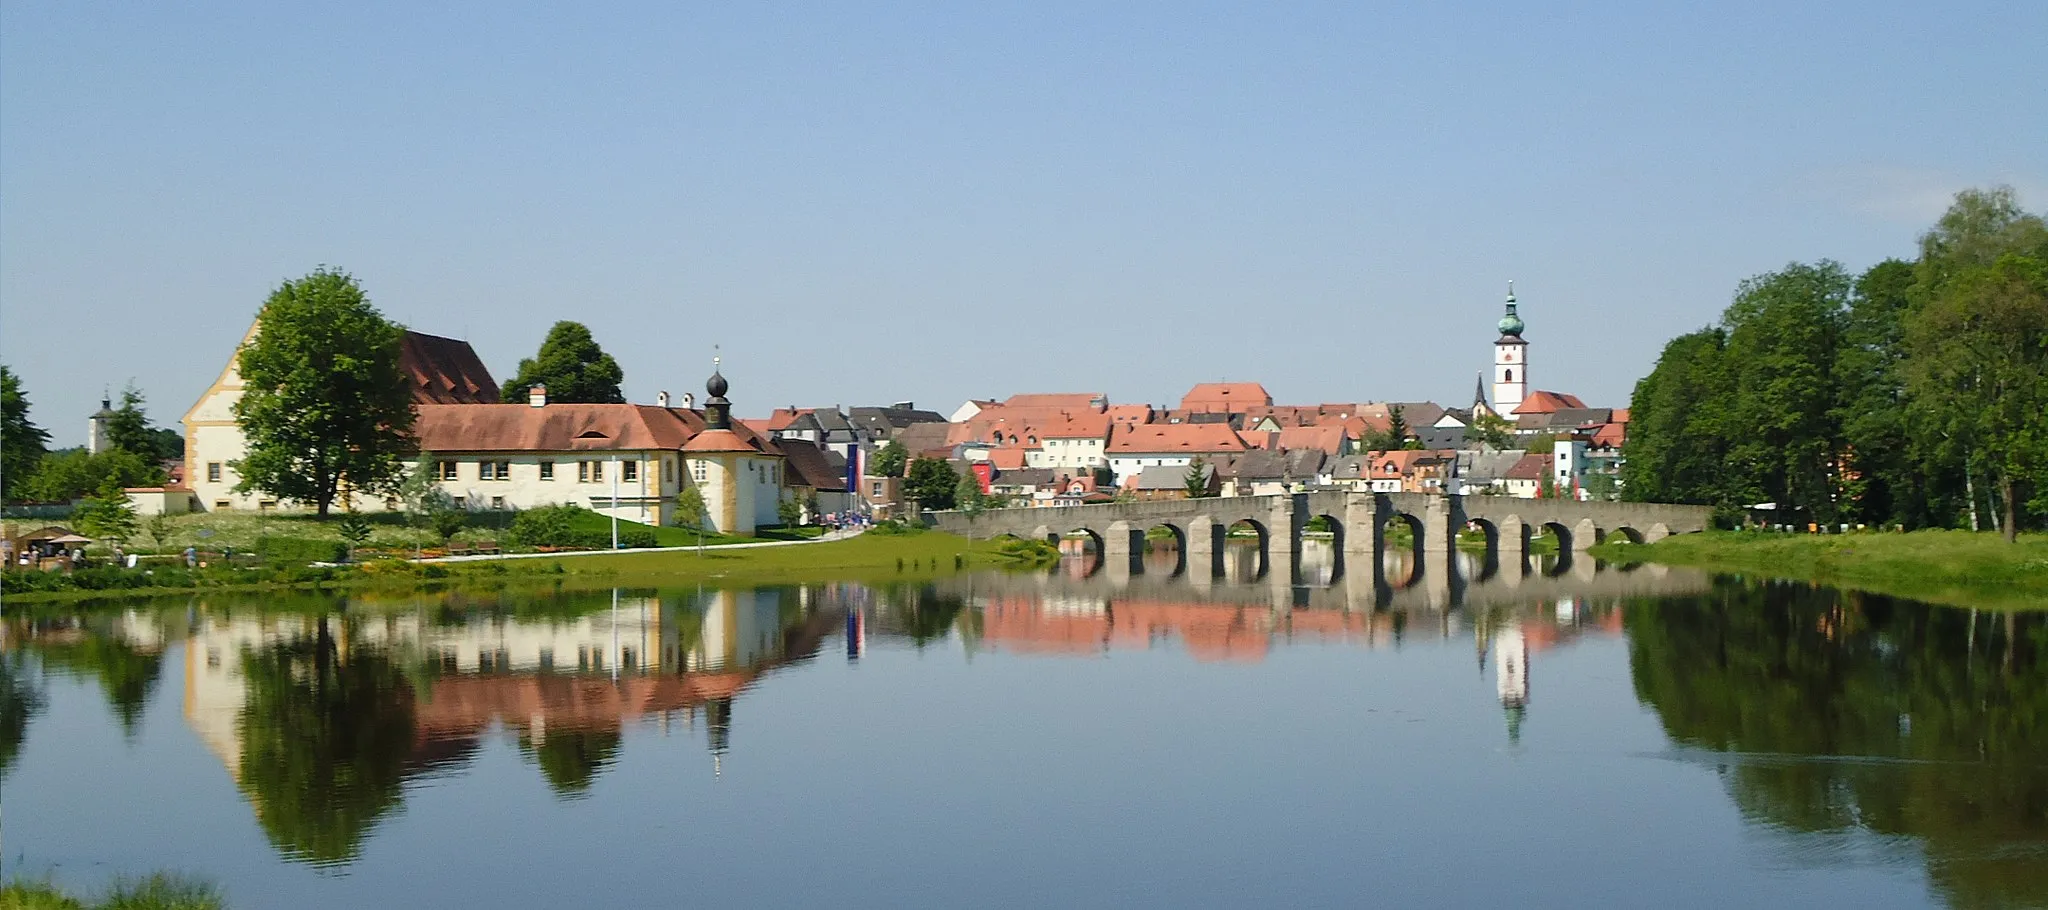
(4, 1), (2044, 446)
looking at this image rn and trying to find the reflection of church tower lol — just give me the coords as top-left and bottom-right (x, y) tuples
(706, 698), (732, 777)
(1493, 283), (1528, 416)
(1495, 620), (1529, 743)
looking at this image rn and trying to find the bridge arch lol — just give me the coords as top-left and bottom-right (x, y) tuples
(1463, 517), (1503, 582)
(1057, 526), (1106, 577)
(1606, 525), (1646, 545)
(1141, 521), (1187, 576)
(1305, 511), (1346, 583)
(1224, 517), (1270, 580)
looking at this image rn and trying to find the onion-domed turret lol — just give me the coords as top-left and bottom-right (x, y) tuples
(1497, 283), (1525, 338)
(703, 356), (732, 430)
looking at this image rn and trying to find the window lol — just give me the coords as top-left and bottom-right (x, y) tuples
(490, 496), (506, 510)
(480, 460), (511, 481)
(438, 461), (459, 481)
(579, 461), (601, 483)
(384, 496), (399, 510)
(691, 460), (707, 483)
(663, 458), (674, 483)
(207, 462), (222, 482)
(214, 500), (230, 511)
(1504, 369), (1514, 382)
(453, 497), (467, 509)
(622, 461), (638, 482)
(539, 460), (555, 480)
(872, 480), (885, 496)
(622, 647), (637, 670)
(538, 648), (554, 672)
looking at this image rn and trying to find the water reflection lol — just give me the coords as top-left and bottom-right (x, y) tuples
(3, 570), (2043, 907)
(1627, 582), (2048, 908)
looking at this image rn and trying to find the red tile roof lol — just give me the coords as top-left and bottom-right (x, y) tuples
(1512, 390), (1588, 414)
(414, 404), (783, 455)
(1276, 425), (1345, 455)
(1179, 382), (1273, 413)
(1107, 423), (1252, 454)
(1001, 393), (1106, 411)
(1504, 452), (1553, 480)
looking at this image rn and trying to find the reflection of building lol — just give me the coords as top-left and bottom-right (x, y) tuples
(180, 590), (828, 788)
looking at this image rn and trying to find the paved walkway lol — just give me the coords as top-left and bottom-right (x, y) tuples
(417, 527), (865, 564)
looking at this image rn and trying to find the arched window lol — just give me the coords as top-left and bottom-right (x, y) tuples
(1504, 369), (1514, 382)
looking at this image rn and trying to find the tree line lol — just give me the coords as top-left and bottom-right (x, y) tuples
(1622, 187), (2048, 540)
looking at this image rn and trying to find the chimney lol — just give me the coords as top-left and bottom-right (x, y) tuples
(657, 390), (671, 408)
(528, 384), (547, 408)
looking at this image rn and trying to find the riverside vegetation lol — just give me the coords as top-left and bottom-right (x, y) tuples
(1596, 529), (2048, 610)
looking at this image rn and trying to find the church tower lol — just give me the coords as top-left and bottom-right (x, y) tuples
(1492, 282), (1528, 415)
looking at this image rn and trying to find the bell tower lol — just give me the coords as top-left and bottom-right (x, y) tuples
(1492, 282), (1528, 415)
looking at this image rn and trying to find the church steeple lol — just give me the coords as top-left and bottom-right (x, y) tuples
(1492, 282), (1528, 415)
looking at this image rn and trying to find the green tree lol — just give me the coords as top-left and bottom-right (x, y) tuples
(237, 618), (417, 865)
(337, 513), (372, 561)
(142, 513), (175, 553)
(1833, 260), (1931, 527)
(904, 457), (957, 510)
(1, 365), (51, 500)
(24, 448), (162, 503)
(36, 634), (162, 738)
(1469, 411), (1515, 450)
(1183, 457), (1214, 498)
(74, 477), (138, 542)
(777, 494), (804, 527)
(234, 268), (416, 517)
(499, 321), (625, 403)
(1902, 187), (2048, 541)
(1621, 329), (1737, 511)
(954, 472), (987, 516)
(1721, 261), (1853, 525)
(871, 441), (908, 478)
(674, 485), (709, 551)
(1366, 406), (1411, 451)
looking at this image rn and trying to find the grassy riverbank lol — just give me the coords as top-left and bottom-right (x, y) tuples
(1, 528), (1054, 607)
(2, 874), (223, 909)
(1594, 530), (2048, 610)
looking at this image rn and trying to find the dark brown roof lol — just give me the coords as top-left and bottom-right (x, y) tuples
(401, 332), (500, 404)
(776, 439), (847, 491)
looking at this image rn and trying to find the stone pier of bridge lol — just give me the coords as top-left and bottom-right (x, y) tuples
(928, 491), (1714, 586)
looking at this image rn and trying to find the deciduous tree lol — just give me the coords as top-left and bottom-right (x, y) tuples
(871, 441), (908, 478)
(499, 321), (625, 403)
(905, 456), (957, 510)
(1, 366), (50, 500)
(233, 269), (415, 517)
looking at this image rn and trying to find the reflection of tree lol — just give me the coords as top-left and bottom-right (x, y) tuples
(237, 617), (418, 866)
(0, 653), (44, 783)
(879, 585), (966, 648)
(1628, 582), (2048, 909)
(37, 636), (162, 737)
(518, 727), (622, 799)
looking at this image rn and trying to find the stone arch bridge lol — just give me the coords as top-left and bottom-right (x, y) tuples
(927, 492), (1713, 583)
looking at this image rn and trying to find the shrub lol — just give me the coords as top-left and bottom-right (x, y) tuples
(253, 536), (347, 566)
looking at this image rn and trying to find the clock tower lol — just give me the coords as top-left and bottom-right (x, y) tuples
(1492, 282), (1528, 415)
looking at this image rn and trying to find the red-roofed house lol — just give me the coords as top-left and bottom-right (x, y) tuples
(1503, 452), (1554, 498)
(1511, 390), (1588, 415)
(1178, 382), (1272, 414)
(1106, 424), (1252, 485)
(1276, 425), (1348, 456)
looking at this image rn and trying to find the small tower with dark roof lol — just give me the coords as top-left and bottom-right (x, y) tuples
(681, 356), (785, 537)
(88, 393), (117, 455)
(1492, 282), (1529, 416)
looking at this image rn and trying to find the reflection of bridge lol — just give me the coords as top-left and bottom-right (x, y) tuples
(936, 551), (1714, 614)
(930, 491), (1713, 585)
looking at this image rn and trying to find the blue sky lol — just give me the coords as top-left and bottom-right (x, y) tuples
(4, 1), (2043, 445)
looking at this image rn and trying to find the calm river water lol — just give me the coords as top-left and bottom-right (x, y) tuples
(3, 545), (2043, 909)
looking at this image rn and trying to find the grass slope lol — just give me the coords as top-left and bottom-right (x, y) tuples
(1596, 529), (2048, 610)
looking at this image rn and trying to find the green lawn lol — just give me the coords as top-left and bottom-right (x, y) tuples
(85, 508), (819, 557)
(1595, 529), (2048, 610)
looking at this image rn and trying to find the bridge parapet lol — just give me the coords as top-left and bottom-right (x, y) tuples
(928, 492), (1713, 584)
